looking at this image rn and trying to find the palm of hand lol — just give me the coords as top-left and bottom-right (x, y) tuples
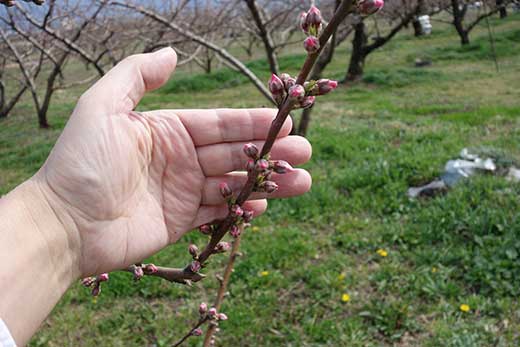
(41, 110), (207, 275)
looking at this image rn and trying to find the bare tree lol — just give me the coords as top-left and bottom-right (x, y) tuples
(344, 0), (442, 82)
(449, 0), (511, 45)
(0, 0), (106, 127)
(0, 48), (28, 118)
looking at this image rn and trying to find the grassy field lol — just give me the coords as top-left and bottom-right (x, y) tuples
(1, 13), (520, 347)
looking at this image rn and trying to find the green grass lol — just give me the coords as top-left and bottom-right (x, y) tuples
(2, 13), (520, 347)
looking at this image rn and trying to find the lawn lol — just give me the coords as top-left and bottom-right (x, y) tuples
(1, 13), (520, 347)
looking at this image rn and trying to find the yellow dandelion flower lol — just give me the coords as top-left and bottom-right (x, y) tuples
(341, 293), (350, 302)
(260, 271), (269, 277)
(251, 226), (260, 232)
(376, 249), (388, 257)
(338, 272), (346, 281)
(460, 304), (470, 312)
(432, 267), (438, 273)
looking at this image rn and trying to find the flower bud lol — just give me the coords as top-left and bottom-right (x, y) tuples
(300, 96), (316, 109)
(243, 143), (259, 159)
(272, 160), (294, 174)
(215, 241), (232, 253)
(262, 181), (279, 193)
(133, 266), (144, 280)
(305, 6), (322, 34)
(242, 209), (254, 223)
(219, 182), (233, 199)
(144, 264), (158, 274)
(190, 260), (202, 273)
(91, 284), (101, 297)
(230, 225), (241, 238)
(208, 307), (218, 318)
(81, 277), (96, 287)
(268, 74), (285, 95)
(358, 0), (384, 16)
(299, 11), (309, 34)
(97, 273), (109, 282)
(303, 36), (320, 53)
(231, 205), (244, 217)
(189, 244), (199, 257)
(280, 73), (295, 90)
(317, 79), (338, 95)
(199, 224), (212, 235)
(192, 328), (203, 336)
(217, 313), (228, 321)
(288, 84), (305, 101)
(255, 159), (269, 172)
(246, 159), (255, 172)
(199, 302), (208, 315)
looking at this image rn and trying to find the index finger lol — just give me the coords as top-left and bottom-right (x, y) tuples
(173, 108), (293, 146)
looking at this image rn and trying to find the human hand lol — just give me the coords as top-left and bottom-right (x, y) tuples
(33, 47), (312, 278)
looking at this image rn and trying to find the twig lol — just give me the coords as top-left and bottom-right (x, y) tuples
(203, 229), (243, 347)
(172, 317), (209, 347)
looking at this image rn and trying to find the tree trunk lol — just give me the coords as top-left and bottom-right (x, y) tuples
(451, 0), (470, 45)
(413, 19), (423, 37)
(460, 31), (470, 45)
(497, 0), (507, 18)
(345, 21), (367, 82)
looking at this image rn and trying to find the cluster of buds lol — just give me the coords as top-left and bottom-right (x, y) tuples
(268, 3), (338, 110)
(81, 273), (109, 296)
(358, 0), (385, 16)
(300, 6), (322, 48)
(192, 302), (229, 343)
(131, 263), (158, 281)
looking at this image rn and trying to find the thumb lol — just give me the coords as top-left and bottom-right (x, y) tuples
(80, 47), (177, 115)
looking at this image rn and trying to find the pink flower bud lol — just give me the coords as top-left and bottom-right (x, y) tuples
(317, 79), (338, 95)
(91, 284), (101, 297)
(303, 36), (320, 54)
(299, 11), (309, 33)
(262, 181), (279, 193)
(192, 328), (203, 336)
(268, 74), (285, 95)
(217, 313), (228, 321)
(81, 277), (96, 287)
(97, 273), (109, 282)
(272, 160), (294, 174)
(219, 182), (233, 199)
(242, 209), (254, 223)
(215, 241), (232, 253)
(300, 96), (316, 109)
(190, 260), (202, 273)
(305, 6), (322, 33)
(208, 307), (218, 318)
(199, 224), (212, 235)
(280, 73), (295, 90)
(230, 225), (241, 238)
(255, 159), (269, 172)
(199, 302), (208, 315)
(243, 143), (259, 159)
(144, 264), (158, 274)
(133, 266), (144, 280)
(231, 205), (244, 217)
(288, 84), (305, 101)
(189, 244), (199, 257)
(246, 159), (255, 172)
(358, 0), (384, 15)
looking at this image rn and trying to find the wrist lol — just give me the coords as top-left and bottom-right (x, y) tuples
(0, 178), (81, 345)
